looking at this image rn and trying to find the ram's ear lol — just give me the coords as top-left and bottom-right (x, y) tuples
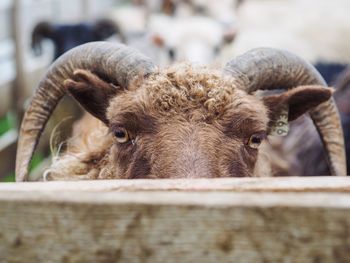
(262, 85), (333, 136)
(64, 69), (120, 125)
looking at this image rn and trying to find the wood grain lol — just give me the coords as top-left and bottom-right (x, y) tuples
(0, 177), (349, 262)
(1, 176), (350, 192)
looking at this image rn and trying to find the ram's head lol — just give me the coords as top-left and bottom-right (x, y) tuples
(16, 42), (346, 181)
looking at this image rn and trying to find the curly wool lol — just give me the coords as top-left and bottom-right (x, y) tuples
(149, 64), (241, 117)
(45, 113), (114, 180)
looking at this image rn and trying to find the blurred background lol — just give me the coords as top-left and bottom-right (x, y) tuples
(1, 0), (350, 181)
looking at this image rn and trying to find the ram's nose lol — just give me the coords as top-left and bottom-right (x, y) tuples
(154, 124), (220, 179)
(178, 152), (212, 178)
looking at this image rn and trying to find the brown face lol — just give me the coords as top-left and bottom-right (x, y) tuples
(60, 64), (332, 180)
(106, 66), (269, 178)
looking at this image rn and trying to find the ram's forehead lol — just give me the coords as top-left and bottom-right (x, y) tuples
(108, 64), (268, 124)
(145, 64), (235, 113)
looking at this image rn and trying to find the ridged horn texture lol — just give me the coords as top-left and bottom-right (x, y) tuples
(224, 47), (346, 176)
(16, 42), (157, 181)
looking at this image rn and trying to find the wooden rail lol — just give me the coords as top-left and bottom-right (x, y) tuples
(0, 177), (350, 262)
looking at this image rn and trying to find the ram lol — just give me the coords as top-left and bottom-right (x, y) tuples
(15, 42), (346, 181)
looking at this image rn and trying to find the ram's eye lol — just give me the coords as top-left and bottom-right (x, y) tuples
(247, 132), (266, 149)
(114, 127), (129, 143)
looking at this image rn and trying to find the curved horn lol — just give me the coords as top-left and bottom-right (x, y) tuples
(16, 42), (157, 181)
(224, 47), (346, 176)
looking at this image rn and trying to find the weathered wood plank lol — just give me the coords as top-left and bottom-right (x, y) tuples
(0, 177), (350, 262)
(0, 176), (349, 192)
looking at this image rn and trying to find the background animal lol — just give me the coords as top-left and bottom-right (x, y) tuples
(224, 0), (350, 85)
(145, 14), (236, 66)
(107, 0), (238, 66)
(15, 42), (346, 181)
(31, 19), (122, 60)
